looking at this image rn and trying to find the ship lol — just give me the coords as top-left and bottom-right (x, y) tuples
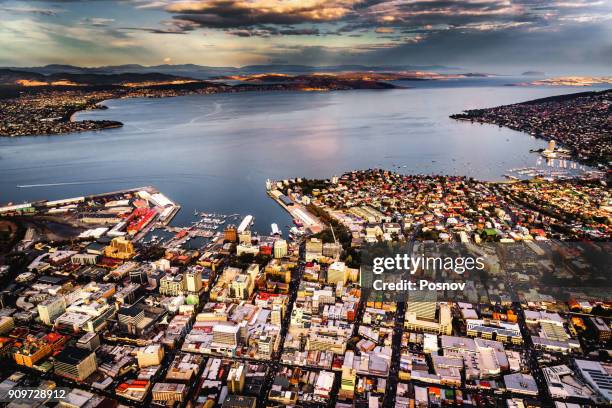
(237, 215), (254, 234)
(271, 223), (281, 236)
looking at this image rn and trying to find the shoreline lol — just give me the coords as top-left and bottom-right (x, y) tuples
(0, 78), (399, 138)
(450, 88), (612, 169)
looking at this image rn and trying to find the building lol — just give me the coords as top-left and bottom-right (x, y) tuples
(129, 268), (148, 285)
(574, 359), (612, 403)
(306, 334), (347, 354)
(103, 237), (135, 260)
(54, 347), (97, 381)
(265, 260), (292, 284)
(70, 253), (99, 265)
(137, 344), (164, 368)
(114, 283), (143, 306)
(466, 319), (523, 345)
(315, 371), (335, 397)
(230, 274), (252, 300)
(222, 395), (256, 408)
(504, 373), (539, 396)
(239, 230), (252, 245)
(117, 305), (145, 335)
(185, 270), (203, 294)
(13, 333), (66, 367)
(327, 261), (348, 285)
(227, 364), (246, 393)
(0, 316), (15, 335)
(406, 292), (437, 320)
(151, 383), (186, 403)
(305, 238), (323, 262)
(224, 225), (238, 242)
(159, 274), (185, 296)
(322, 242), (342, 260)
(405, 302), (452, 335)
(340, 365), (357, 399)
(589, 317), (611, 342)
(273, 239), (288, 259)
(76, 332), (100, 351)
(213, 324), (240, 346)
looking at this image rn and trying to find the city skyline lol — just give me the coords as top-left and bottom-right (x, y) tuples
(1, 0), (612, 74)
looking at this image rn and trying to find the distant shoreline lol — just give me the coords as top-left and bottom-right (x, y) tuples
(0, 78), (399, 138)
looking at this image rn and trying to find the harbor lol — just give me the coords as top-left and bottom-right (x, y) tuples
(266, 178), (325, 236)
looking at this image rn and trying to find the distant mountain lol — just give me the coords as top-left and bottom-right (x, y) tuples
(0, 69), (47, 84)
(522, 71), (545, 76)
(3, 63), (462, 80)
(0, 68), (198, 86)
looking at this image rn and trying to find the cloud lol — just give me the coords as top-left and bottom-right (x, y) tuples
(225, 26), (320, 37)
(120, 19), (200, 34)
(165, 0), (361, 28)
(375, 27), (394, 33)
(80, 18), (115, 27)
(0, 6), (62, 16)
(2, 0), (612, 72)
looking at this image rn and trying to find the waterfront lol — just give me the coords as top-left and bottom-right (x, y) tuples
(0, 82), (603, 231)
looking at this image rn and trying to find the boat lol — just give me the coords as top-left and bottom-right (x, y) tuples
(271, 223), (280, 235)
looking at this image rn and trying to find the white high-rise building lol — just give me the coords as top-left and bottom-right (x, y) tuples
(185, 270), (202, 293)
(38, 297), (66, 325)
(273, 239), (288, 259)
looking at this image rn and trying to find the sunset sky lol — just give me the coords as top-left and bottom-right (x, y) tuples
(1, 0), (611, 73)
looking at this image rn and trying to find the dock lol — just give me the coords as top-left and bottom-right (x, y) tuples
(267, 188), (325, 234)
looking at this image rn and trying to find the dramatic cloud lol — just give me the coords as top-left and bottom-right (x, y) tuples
(165, 0), (362, 28)
(1, 0), (611, 72)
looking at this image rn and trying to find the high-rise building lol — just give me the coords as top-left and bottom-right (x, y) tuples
(212, 325), (240, 346)
(404, 302), (452, 335)
(185, 270), (203, 294)
(37, 297), (67, 326)
(54, 347), (97, 381)
(305, 238), (323, 262)
(76, 332), (100, 351)
(114, 283), (143, 306)
(117, 305), (145, 335)
(159, 274), (185, 296)
(227, 364), (246, 393)
(230, 274), (252, 300)
(340, 366), (357, 399)
(406, 292), (437, 320)
(0, 316), (12, 335)
(273, 239), (288, 259)
(271, 304), (283, 326)
(256, 335), (274, 358)
(224, 225), (238, 242)
(327, 261), (347, 285)
(129, 268), (148, 285)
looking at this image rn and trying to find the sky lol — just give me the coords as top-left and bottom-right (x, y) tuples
(0, 0), (611, 74)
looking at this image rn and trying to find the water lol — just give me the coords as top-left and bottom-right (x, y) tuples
(0, 82), (602, 231)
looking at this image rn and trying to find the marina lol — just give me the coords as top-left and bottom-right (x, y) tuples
(2, 85), (601, 233)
